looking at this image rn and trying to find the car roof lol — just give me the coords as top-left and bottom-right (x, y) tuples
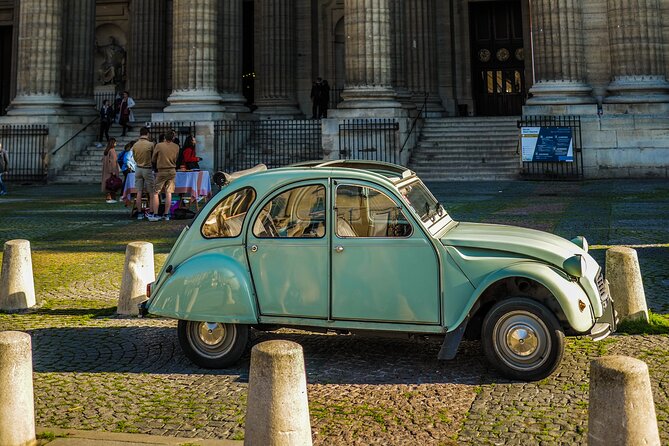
(221, 160), (416, 192)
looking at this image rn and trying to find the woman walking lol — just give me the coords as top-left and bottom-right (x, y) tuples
(101, 138), (121, 203)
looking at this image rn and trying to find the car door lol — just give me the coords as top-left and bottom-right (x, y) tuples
(246, 181), (329, 319)
(330, 181), (441, 324)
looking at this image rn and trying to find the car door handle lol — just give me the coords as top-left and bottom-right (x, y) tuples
(334, 245), (344, 253)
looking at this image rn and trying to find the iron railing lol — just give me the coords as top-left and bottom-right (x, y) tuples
(0, 125), (49, 183)
(214, 120), (323, 172)
(146, 121), (196, 144)
(517, 115), (583, 180)
(94, 91), (117, 110)
(339, 119), (400, 164)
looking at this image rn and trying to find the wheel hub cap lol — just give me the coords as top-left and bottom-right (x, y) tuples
(199, 322), (225, 346)
(506, 323), (538, 357)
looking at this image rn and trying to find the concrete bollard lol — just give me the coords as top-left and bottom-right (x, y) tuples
(0, 240), (36, 311)
(244, 340), (312, 446)
(606, 246), (649, 322)
(0, 331), (36, 446)
(588, 356), (660, 446)
(117, 242), (155, 316)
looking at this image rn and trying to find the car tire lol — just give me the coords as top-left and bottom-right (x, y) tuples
(481, 298), (564, 381)
(178, 320), (249, 369)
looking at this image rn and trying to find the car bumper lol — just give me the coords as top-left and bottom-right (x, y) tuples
(589, 290), (617, 341)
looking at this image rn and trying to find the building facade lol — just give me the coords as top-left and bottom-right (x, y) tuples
(0, 0), (668, 177)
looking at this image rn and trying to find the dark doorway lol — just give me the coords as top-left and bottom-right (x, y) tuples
(242, 1), (254, 108)
(0, 26), (12, 116)
(469, 1), (525, 116)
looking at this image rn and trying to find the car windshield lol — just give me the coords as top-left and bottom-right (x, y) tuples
(398, 180), (450, 232)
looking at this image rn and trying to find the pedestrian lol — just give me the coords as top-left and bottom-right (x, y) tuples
(98, 99), (115, 142)
(131, 126), (156, 220)
(116, 91), (135, 136)
(117, 140), (137, 193)
(101, 138), (121, 203)
(0, 142), (9, 196)
(319, 78), (331, 118)
(310, 77), (324, 119)
(149, 129), (179, 221)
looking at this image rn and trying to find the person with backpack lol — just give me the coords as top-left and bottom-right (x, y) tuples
(117, 141), (137, 195)
(0, 142), (9, 196)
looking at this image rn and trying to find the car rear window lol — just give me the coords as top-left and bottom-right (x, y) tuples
(201, 187), (256, 238)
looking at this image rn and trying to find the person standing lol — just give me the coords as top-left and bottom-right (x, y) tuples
(98, 99), (115, 142)
(319, 79), (331, 118)
(132, 127), (156, 220)
(117, 91), (135, 136)
(0, 143), (9, 196)
(310, 77), (324, 119)
(149, 129), (179, 221)
(117, 140), (136, 193)
(101, 138), (120, 203)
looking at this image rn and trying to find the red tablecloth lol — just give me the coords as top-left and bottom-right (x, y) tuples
(122, 170), (211, 201)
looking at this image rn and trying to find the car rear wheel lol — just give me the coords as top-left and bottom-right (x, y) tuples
(481, 298), (564, 381)
(178, 320), (249, 368)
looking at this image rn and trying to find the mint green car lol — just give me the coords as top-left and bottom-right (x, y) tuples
(141, 160), (616, 380)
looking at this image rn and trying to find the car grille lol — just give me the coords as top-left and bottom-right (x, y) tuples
(595, 269), (609, 308)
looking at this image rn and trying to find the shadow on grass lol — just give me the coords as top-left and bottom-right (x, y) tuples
(29, 307), (118, 317)
(617, 312), (669, 335)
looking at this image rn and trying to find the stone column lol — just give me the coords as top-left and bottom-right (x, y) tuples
(129, 0), (167, 120)
(335, 0), (401, 113)
(61, 0), (96, 116)
(404, 0), (443, 115)
(7, 0), (65, 115)
(254, 0), (301, 118)
(164, 0), (224, 114)
(605, 0), (669, 103)
(527, 0), (594, 105)
(390, 0), (415, 112)
(218, 0), (248, 112)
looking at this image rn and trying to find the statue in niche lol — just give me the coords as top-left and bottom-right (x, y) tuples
(95, 36), (127, 86)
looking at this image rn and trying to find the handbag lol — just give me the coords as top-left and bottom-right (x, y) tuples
(105, 173), (123, 192)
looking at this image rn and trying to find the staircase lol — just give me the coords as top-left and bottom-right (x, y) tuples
(409, 116), (521, 181)
(52, 127), (140, 184)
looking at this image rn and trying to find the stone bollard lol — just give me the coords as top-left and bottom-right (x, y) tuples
(117, 242), (155, 316)
(0, 331), (36, 446)
(588, 356), (660, 446)
(0, 240), (36, 311)
(606, 246), (648, 322)
(245, 340), (312, 446)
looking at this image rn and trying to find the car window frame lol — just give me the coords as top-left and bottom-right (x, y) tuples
(200, 186), (257, 239)
(333, 180), (415, 239)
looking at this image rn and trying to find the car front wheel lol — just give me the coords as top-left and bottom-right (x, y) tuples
(177, 320), (249, 369)
(481, 298), (564, 381)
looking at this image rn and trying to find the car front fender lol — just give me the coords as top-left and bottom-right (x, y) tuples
(147, 252), (258, 324)
(451, 262), (595, 334)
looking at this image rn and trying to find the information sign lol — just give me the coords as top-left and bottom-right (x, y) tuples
(521, 127), (573, 162)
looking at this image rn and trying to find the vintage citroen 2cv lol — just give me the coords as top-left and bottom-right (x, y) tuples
(141, 160), (616, 380)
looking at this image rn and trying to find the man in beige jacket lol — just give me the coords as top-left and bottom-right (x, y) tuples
(131, 127), (156, 219)
(149, 130), (179, 221)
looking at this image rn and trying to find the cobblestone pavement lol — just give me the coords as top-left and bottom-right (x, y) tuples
(0, 180), (668, 445)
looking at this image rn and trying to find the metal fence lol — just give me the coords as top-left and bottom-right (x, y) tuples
(0, 125), (49, 183)
(339, 119), (400, 164)
(214, 120), (323, 172)
(517, 115), (583, 180)
(146, 121), (196, 144)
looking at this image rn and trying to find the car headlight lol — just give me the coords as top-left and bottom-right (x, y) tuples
(570, 235), (589, 252)
(563, 254), (587, 278)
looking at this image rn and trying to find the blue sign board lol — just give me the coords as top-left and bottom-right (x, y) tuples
(521, 127), (573, 162)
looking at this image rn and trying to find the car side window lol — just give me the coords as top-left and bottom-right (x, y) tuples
(253, 185), (326, 238)
(201, 187), (256, 238)
(335, 185), (413, 238)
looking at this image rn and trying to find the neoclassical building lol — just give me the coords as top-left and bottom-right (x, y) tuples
(0, 0), (668, 178)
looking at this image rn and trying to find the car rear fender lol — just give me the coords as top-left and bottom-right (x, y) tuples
(147, 252), (258, 323)
(451, 262), (595, 334)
